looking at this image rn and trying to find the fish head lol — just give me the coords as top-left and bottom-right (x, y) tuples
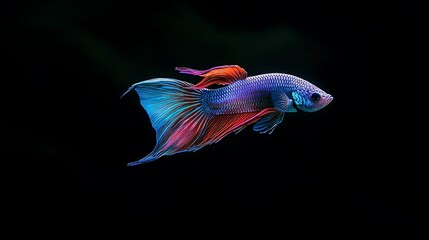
(291, 87), (333, 112)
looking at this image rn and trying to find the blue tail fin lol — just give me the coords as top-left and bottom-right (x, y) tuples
(122, 78), (208, 166)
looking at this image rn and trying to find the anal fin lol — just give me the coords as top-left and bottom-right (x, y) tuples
(201, 108), (276, 144)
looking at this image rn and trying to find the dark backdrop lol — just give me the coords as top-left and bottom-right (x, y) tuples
(3, 0), (424, 238)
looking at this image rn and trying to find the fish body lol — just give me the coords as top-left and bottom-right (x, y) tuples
(122, 65), (333, 166)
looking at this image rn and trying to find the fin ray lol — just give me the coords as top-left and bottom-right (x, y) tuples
(202, 108), (277, 144)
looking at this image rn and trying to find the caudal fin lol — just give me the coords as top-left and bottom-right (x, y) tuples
(123, 77), (275, 166)
(122, 78), (208, 166)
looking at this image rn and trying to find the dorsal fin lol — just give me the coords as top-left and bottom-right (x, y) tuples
(175, 65), (247, 89)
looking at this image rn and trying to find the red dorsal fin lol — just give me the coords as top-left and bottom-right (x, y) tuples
(175, 65), (247, 89)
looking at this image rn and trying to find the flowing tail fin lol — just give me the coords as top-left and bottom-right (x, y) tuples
(122, 78), (275, 166)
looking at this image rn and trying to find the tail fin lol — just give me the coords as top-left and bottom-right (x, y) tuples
(123, 78), (207, 166)
(123, 78), (275, 166)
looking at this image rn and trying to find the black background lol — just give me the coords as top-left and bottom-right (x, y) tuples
(3, 0), (425, 238)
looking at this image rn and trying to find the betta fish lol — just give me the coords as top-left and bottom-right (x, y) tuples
(122, 65), (333, 166)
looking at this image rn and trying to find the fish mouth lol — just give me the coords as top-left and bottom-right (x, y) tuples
(325, 94), (333, 105)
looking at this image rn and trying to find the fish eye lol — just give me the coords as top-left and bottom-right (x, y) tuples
(311, 93), (321, 102)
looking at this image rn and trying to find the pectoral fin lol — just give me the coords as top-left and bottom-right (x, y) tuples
(272, 90), (293, 112)
(253, 111), (285, 134)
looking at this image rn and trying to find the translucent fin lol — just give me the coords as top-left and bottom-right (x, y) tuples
(253, 111), (285, 134)
(272, 90), (292, 112)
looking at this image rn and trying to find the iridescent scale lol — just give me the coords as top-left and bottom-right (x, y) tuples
(202, 73), (310, 115)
